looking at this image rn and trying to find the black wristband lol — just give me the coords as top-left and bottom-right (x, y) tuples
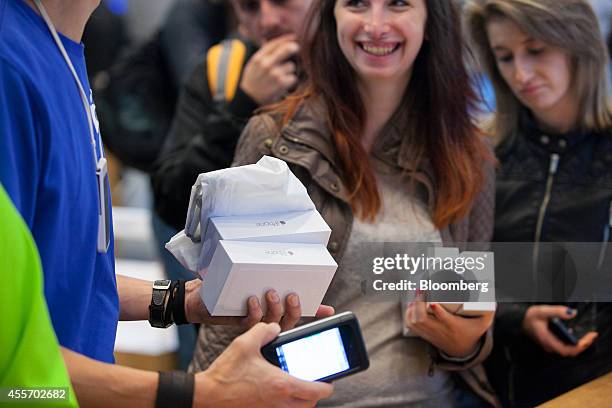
(172, 280), (189, 325)
(163, 281), (179, 327)
(155, 371), (195, 408)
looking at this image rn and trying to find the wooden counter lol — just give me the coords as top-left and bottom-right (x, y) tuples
(539, 372), (612, 407)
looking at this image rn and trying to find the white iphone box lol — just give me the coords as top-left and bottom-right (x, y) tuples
(200, 240), (338, 316)
(199, 210), (332, 271)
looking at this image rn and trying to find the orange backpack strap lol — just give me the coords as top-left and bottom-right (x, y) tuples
(206, 39), (247, 103)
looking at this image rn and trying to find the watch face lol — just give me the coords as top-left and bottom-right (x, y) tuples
(153, 280), (172, 290)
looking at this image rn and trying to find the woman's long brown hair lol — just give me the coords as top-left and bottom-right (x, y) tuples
(271, 0), (493, 228)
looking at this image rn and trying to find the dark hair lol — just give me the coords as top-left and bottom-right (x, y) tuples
(274, 0), (492, 228)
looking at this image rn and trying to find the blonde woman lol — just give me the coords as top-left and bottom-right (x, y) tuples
(466, 0), (612, 406)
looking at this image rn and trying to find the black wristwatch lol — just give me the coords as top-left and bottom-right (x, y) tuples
(149, 280), (173, 328)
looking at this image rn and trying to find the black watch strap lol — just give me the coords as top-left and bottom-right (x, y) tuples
(149, 280), (172, 328)
(172, 280), (189, 325)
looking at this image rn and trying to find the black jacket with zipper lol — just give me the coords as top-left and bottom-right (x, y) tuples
(486, 115), (612, 407)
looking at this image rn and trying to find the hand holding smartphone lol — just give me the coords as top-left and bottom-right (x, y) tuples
(261, 312), (369, 382)
(548, 317), (579, 345)
(524, 305), (599, 356)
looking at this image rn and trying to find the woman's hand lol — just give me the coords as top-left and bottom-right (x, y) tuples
(404, 292), (494, 358)
(185, 279), (335, 331)
(522, 305), (598, 357)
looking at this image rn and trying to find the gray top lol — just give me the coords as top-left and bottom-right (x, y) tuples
(316, 157), (454, 407)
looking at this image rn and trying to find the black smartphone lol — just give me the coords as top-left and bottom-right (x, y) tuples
(548, 317), (579, 346)
(261, 311), (369, 382)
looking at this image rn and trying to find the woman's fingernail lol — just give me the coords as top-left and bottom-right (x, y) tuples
(567, 308), (576, 315)
(430, 304), (437, 311)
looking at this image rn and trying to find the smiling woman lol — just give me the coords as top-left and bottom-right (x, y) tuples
(334, 0), (427, 86)
(283, 0), (494, 228)
(215, 0), (499, 406)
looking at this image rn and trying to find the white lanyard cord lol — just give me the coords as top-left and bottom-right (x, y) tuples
(33, 0), (101, 167)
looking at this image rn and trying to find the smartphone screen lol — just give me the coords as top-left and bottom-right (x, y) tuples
(275, 327), (350, 381)
(261, 312), (369, 382)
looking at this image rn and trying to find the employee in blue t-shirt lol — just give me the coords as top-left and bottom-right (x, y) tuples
(0, 1), (333, 406)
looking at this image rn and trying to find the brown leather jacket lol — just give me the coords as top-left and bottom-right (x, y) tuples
(232, 97), (500, 406)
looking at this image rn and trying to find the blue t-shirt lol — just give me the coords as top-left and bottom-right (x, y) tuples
(0, 0), (119, 363)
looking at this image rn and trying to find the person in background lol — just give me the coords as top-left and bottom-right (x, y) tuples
(465, 0), (612, 405)
(0, 0), (333, 406)
(190, 0), (499, 406)
(95, 0), (231, 173)
(151, 0), (314, 370)
(0, 183), (78, 407)
(153, 0), (232, 369)
(152, 0), (311, 232)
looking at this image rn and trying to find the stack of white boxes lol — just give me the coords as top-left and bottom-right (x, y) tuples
(199, 210), (338, 316)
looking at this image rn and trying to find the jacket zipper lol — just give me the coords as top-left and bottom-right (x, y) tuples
(520, 153), (559, 405)
(593, 202), (612, 322)
(532, 153), (560, 287)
